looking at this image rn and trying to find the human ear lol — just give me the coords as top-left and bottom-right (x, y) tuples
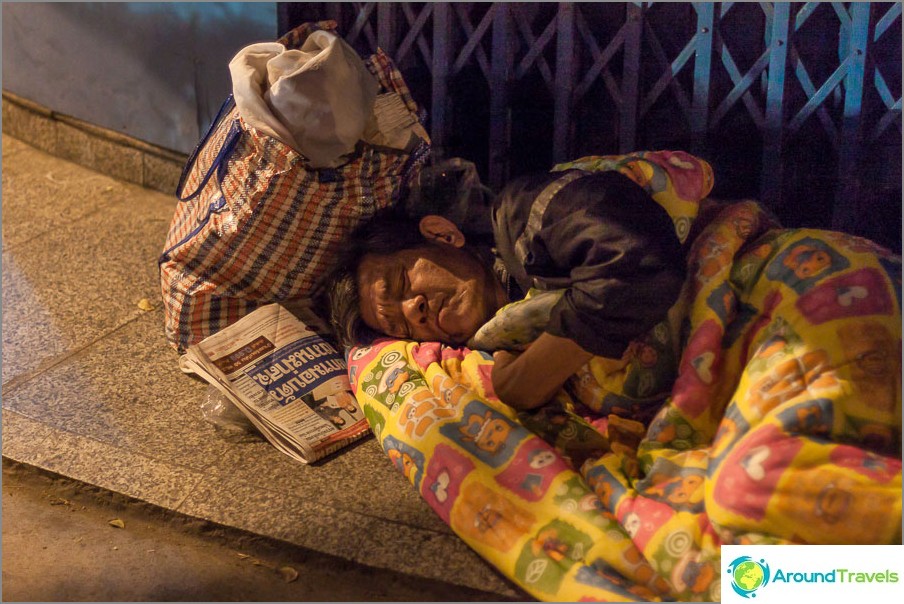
(418, 215), (466, 248)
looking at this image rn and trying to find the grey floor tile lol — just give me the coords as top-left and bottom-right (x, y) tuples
(1, 154), (177, 384)
(1, 409), (55, 460)
(177, 475), (516, 596)
(204, 435), (453, 534)
(352, 513), (520, 595)
(22, 424), (204, 510)
(1, 137), (127, 251)
(177, 477), (373, 559)
(3, 409), (203, 511)
(2, 316), (236, 471)
(0, 255), (68, 383)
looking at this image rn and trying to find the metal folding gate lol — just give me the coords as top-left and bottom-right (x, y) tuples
(278, 2), (902, 249)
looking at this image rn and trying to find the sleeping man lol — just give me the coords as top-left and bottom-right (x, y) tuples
(329, 151), (699, 410)
(328, 152), (902, 601)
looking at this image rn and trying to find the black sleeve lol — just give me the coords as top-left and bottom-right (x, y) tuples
(495, 170), (686, 358)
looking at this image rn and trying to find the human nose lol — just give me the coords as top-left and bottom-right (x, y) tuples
(401, 294), (429, 326)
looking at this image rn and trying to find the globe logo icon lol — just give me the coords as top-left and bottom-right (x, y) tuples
(727, 556), (770, 598)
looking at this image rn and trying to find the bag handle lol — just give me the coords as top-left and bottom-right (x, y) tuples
(174, 21), (339, 202)
(175, 94), (242, 202)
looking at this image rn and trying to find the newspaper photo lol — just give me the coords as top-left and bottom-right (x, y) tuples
(180, 304), (370, 463)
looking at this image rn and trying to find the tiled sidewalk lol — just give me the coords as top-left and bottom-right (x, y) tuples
(0, 135), (522, 599)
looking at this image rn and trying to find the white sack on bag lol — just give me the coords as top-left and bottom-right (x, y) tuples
(229, 31), (378, 168)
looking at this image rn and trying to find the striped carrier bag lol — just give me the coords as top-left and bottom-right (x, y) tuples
(159, 22), (430, 353)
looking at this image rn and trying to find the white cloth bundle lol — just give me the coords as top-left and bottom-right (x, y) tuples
(229, 31), (379, 168)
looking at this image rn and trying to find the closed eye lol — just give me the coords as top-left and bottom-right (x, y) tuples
(395, 267), (413, 338)
(397, 267), (408, 297)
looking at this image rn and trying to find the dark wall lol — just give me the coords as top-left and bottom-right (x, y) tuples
(2, 2), (277, 154)
(2, 2), (899, 250)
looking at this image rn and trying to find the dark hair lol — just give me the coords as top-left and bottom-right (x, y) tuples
(327, 208), (432, 349)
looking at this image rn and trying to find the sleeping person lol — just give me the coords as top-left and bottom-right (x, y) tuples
(329, 151), (703, 411)
(328, 151), (902, 601)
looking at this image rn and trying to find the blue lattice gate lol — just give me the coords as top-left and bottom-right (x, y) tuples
(278, 2), (902, 249)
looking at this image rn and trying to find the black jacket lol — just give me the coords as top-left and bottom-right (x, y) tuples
(492, 169), (686, 359)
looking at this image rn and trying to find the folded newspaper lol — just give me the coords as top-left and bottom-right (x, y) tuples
(180, 303), (369, 463)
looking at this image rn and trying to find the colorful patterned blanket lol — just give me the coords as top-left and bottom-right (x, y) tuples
(347, 186), (902, 601)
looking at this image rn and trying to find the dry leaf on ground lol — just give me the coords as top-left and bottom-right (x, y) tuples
(236, 552), (274, 569)
(278, 566), (299, 583)
(108, 518), (125, 529)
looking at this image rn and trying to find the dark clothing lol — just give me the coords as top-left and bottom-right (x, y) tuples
(491, 170), (686, 359)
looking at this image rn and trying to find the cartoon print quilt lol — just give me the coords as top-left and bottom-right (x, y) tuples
(347, 195), (902, 602)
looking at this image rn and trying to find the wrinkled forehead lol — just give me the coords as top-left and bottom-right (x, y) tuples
(357, 244), (435, 286)
(356, 251), (406, 328)
(357, 252), (401, 295)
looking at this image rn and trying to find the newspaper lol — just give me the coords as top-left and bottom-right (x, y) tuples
(179, 303), (369, 463)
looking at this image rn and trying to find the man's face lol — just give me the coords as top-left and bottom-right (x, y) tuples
(357, 243), (501, 344)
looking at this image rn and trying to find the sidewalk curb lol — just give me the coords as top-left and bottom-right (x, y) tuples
(2, 457), (521, 601)
(2, 91), (187, 195)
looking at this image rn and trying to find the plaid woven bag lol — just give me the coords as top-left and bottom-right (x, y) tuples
(159, 22), (430, 353)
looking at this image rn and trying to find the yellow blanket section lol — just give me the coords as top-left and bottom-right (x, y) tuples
(348, 341), (672, 601)
(348, 199), (902, 602)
